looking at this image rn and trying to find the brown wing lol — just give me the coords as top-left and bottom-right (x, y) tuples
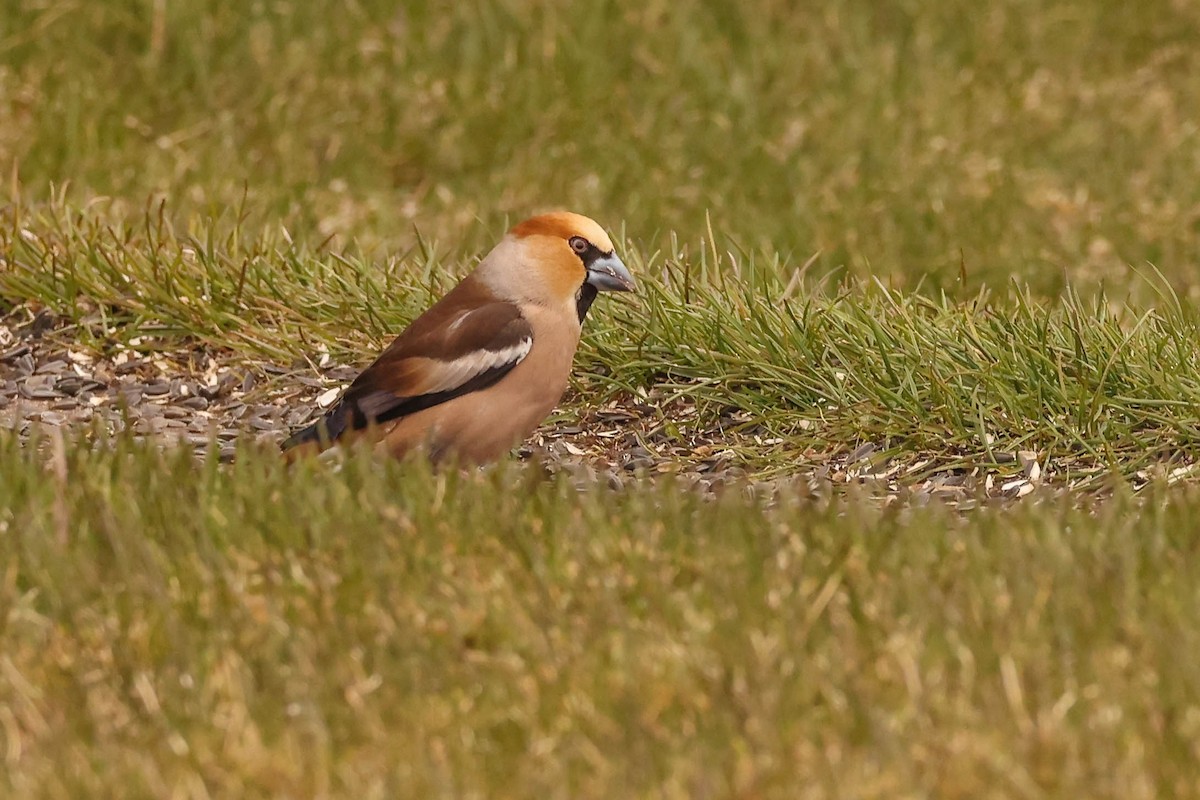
(283, 277), (532, 450)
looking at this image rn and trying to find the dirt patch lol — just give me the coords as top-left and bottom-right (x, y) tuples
(1, 305), (1108, 507)
(0, 307), (756, 480)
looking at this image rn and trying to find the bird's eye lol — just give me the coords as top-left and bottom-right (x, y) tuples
(569, 236), (589, 255)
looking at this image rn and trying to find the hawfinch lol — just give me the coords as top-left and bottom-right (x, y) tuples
(282, 211), (635, 464)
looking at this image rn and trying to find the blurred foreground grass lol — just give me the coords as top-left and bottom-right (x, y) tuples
(2, 435), (1200, 798)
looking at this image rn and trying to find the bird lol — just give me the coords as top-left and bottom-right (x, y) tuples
(281, 211), (635, 465)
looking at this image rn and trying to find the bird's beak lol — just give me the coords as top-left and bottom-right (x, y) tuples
(585, 254), (636, 293)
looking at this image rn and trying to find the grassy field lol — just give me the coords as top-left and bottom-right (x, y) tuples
(4, 438), (1200, 797)
(5, 0), (1200, 796)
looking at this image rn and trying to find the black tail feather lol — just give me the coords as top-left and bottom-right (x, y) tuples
(280, 421), (326, 451)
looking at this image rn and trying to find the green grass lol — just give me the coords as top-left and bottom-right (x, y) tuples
(5, 0), (1200, 292)
(6, 200), (1200, 483)
(5, 0), (1200, 796)
(3, 435), (1200, 798)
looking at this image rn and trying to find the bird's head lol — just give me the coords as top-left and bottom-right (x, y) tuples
(477, 211), (635, 321)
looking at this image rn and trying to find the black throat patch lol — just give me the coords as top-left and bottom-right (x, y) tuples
(576, 282), (598, 323)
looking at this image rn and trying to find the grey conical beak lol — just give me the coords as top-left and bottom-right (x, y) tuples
(585, 254), (636, 292)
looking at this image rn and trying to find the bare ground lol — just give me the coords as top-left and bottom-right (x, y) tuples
(0, 304), (1102, 508)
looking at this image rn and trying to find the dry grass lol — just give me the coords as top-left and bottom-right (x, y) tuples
(3, 438), (1200, 798)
